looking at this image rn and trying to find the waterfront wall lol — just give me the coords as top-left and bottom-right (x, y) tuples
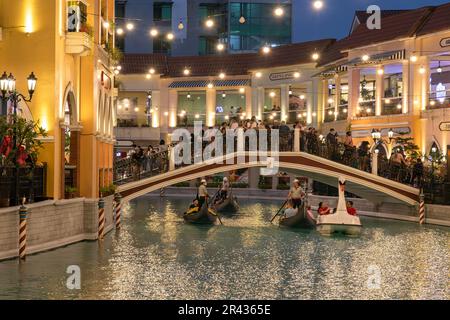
(149, 187), (450, 226)
(0, 196), (114, 261)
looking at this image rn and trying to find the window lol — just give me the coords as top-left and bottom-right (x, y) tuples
(153, 2), (172, 22)
(199, 36), (219, 55)
(229, 3), (291, 51)
(215, 90), (246, 123)
(153, 35), (171, 54)
(178, 91), (206, 126)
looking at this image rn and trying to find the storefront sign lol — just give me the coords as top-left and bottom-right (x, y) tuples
(439, 122), (450, 131)
(269, 72), (296, 81)
(440, 37), (450, 47)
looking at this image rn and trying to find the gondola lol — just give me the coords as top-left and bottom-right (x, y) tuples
(279, 202), (316, 228)
(212, 190), (239, 214)
(183, 202), (218, 225)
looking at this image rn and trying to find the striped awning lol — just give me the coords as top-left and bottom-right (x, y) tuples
(347, 50), (406, 66)
(313, 64), (348, 78)
(168, 79), (251, 89)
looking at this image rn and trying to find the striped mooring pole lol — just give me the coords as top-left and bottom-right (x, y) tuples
(160, 188), (165, 197)
(419, 190), (425, 225)
(98, 197), (105, 240)
(114, 192), (122, 230)
(18, 201), (28, 261)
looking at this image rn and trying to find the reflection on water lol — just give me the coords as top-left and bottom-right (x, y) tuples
(0, 196), (448, 300)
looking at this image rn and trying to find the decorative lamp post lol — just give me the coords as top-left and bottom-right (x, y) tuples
(0, 71), (38, 205)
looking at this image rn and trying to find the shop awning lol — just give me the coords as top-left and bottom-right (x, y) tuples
(313, 64), (348, 77)
(168, 79), (251, 89)
(347, 50), (406, 66)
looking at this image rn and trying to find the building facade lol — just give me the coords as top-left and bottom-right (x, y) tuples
(0, 0), (116, 200)
(116, 4), (450, 163)
(115, 0), (293, 55)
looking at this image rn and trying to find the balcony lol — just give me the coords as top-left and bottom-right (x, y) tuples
(428, 90), (450, 110)
(382, 97), (403, 115)
(66, 32), (93, 56)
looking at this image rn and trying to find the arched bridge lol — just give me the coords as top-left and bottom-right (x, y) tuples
(116, 151), (420, 207)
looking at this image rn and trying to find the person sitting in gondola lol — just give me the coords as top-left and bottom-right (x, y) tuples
(215, 177), (230, 205)
(288, 179), (305, 209)
(317, 202), (331, 215)
(198, 179), (209, 208)
(346, 201), (357, 216)
(186, 199), (200, 215)
(283, 200), (297, 219)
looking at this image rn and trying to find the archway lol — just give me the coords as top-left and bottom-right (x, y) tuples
(61, 88), (80, 199)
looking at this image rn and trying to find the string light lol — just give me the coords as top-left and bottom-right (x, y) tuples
(274, 7), (284, 16)
(219, 72), (226, 79)
(239, 16), (246, 24)
(362, 54), (370, 62)
(149, 68), (155, 74)
(126, 23), (134, 31)
(103, 21), (110, 29)
(187, 93), (191, 99)
(116, 28), (124, 35)
(293, 72), (300, 78)
(217, 43), (225, 51)
(205, 18), (214, 28)
(183, 68), (190, 76)
(178, 21), (184, 30)
(255, 72), (262, 78)
(313, 1), (324, 10)
(262, 45), (271, 54)
(410, 55), (418, 62)
(437, 62), (442, 73)
(167, 33), (174, 40)
(312, 52), (320, 61)
(150, 28), (159, 37)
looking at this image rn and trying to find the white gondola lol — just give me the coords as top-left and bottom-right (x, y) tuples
(316, 177), (362, 236)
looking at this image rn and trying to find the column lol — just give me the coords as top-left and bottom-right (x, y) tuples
(375, 65), (384, 116)
(245, 87), (252, 118)
(248, 167), (259, 189)
(251, 86), (258, 119)
(420, 56), (430, 112)
(257, 87), (265, 120)
(306, 81), (313, 125)
(312, 78), (320, 127)
(347, 67), (361, 118)
(168, 89), (178, 128)
(280, 84), (289, 122)
(402, 60), (410, 114)
(206, 87), (216, 127)
(319, 79), (328, 125)
(334, 75), (341, 119)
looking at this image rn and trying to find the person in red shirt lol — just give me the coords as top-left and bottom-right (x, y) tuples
(346, 201), (357, 216)
(318, 202), (331, 215)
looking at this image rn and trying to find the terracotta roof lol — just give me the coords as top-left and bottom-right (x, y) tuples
(416, 3), (450, 36)
(339, 7), (433, 51)
(121, 39), (336, 77)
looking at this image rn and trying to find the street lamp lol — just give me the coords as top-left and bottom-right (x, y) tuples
(0, 71), (38, 205)
(371, 129), (381, 144)
(388, 128), (394, 142)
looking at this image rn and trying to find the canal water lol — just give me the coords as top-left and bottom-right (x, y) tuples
(0, 197), (448, 300)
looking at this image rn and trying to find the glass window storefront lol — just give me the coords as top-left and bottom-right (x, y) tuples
(229, 3), (291, 51)
(153, 2), (172, 22)
(215, 90), (246, 123)
(263, 88), (281, 123)
(289, 88), (307, 124)
(178, 91), (206, 126)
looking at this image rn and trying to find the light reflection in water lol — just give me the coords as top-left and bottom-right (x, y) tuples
(0, 196), (448, 300)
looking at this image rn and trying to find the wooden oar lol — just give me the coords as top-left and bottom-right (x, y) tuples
(270, 199), (288, 223)
(207, 199), (223, 225)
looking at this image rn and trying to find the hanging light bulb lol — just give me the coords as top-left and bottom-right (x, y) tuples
(116, 28), (124, 35)
(219, 72), (226, 79)
(239, 15), (246, 24)
(217, 43), (225, 51)
(362, 54), (370, 62)
(126, 22), (134, 31)
(178, 20), (184, 30)
(262, 45), (271, 54)
(312, 52), (320, 61)
(150, 28), (159, 37)
(274, 6), (284, 17)
(167, 33), (174, 40)
(437, 62), (442, 73)
(313, 0), (324, 10)
(205, 18), (214, 28)
(149, 68), (155, 74)
(183, 68), (190, 76)
(103, 21), (110, 29)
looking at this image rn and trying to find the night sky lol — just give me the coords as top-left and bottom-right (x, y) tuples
(292, 0), (450, 42)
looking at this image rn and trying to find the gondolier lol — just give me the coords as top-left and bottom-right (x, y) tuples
(216, 177), (230, 205)
(288, 179), (305, 209)
(198, 179), (209, 207)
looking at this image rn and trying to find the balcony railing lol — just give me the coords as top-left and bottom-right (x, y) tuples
(428, 91), (450, 110)
(382, 97), (403, 115)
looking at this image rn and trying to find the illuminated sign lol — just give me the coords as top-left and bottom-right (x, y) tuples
(269, 72), (297, 81)
(439, 122), (450, 131)
(440, 37), (450, 47)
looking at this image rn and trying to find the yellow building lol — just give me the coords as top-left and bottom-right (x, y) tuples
(0, 0), (116, 200)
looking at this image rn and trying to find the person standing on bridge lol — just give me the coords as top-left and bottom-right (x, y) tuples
(326, 128), (338, 161)
(288, 179), (305, 209)
(198, 179), (209, 208)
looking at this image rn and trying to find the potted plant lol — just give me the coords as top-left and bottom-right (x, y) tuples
(65, 186), (77, 199)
